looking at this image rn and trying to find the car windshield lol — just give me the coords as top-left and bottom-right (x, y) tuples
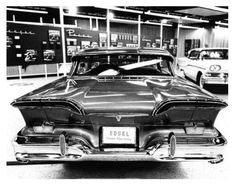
(71, 54), (173, 76)
(199, 49), (228, 60)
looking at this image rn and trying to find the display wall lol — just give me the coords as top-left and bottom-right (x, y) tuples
(141, 24), (160, 48)
(64, 27), (107, 62)
(177, 27), (229, 57)
(162, 26), (177, 56)
(7, 8), (228, 79)
(7, 23), (62, 67)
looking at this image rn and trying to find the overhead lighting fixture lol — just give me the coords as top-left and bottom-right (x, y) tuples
(161, 19), (168, 24)
(179, 25), (202, 30)
(215, 21), (228, 26)
(146, 11), (209, 23)
(144, 20), (172, 26)
(109, 18), (139, 24)
(95, 6), (143, 14)
(7, 7), (48, 14)
(182, 16), (209, 23)
(63, 12), (106, 20)
(146, 10), (180, 19)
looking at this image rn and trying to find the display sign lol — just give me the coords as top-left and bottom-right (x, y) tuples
(66, 29), (93, 38)
(64, 27), (107, 62)
(7, 36), (13, 48)
(7, 23), (62, 66)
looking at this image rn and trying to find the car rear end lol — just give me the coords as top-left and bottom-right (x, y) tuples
(11, 98), (227, 164)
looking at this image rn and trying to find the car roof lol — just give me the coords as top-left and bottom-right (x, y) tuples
(189, 48), (228, 52)
(72, 47), (174, 62)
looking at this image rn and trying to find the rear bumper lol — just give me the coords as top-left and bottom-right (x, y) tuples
(12, 129), (227, 164)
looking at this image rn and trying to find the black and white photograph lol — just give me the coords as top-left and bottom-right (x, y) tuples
(67, 45), (77, 56)
(3, 2), (235, 183)
(43, 49), (55, 61)
(24, 49), (37, 62)
(48, 30), (61, 42)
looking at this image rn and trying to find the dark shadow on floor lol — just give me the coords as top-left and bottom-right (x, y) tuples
(59, 161), (187, 179)
(203, 84), (228, 94)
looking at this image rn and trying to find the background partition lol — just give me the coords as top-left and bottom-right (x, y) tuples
(6, 6), (228, 79)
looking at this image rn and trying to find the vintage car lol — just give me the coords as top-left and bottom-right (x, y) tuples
(177, 48), (228, 88)
(11, 48), (227, 164)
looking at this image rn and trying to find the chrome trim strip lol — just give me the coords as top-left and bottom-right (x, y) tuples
(12, 131), (227, 163)
(187, 64), (206, 70)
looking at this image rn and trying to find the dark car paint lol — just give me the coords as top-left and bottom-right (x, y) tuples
(11, 48), (227, 154)
(12, 74), (226, 113)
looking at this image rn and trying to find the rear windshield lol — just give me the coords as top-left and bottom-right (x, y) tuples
(71, 54), (174, 76)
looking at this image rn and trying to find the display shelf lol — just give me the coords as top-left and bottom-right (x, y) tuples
(7, 66), (20, 77)
(6, 64), (64, 79)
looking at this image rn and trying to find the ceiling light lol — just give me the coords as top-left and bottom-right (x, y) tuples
(179, 25), (202, 29)
(182, 16), (209, 23)
(215, 21), (228, 26)
(95, 6), (143, 14)
(146, 11), (209, 23)
(146, 11), (180, 19)
(161, 19), (168, 24)
(7, 7), (48, 14)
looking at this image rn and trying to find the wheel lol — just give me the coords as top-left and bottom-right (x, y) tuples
(196, 73), (204, 88)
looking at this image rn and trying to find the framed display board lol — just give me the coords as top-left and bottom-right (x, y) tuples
(64, 27), (107, 62)
(7, 23), (62, 66)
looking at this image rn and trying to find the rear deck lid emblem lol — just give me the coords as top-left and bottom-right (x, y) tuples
(116, 115), (122, 122)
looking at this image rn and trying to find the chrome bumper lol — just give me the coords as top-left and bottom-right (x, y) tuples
(12, 130), (227, 164)
(203, 76), (228, 85)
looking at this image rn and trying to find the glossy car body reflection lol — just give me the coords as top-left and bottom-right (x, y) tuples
(177, 48), (228, 88)
(11, 48), (227, 163)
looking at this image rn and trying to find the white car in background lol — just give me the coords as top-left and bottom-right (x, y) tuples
(177, 48), (228, 88)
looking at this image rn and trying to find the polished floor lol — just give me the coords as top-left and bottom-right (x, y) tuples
(5, 76), (232, 179)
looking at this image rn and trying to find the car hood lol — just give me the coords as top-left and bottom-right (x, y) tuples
(200, 60), (228, 72)
(14, 76), (222, 114)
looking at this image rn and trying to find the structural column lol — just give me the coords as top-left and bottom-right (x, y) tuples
(176, 23), (181, 60)
(138, 14), (141, 48)
(160, 21), (163, 48)
(59, 6), (67, 76)
(107, 9), (110, 48)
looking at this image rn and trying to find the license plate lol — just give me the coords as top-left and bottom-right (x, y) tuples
(102, 127), (136, 144)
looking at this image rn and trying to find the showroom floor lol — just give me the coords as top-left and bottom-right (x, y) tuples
(5, 76), (232, 179)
